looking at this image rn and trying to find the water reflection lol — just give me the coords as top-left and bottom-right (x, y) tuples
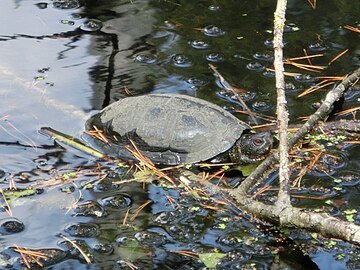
(0, 0), (359, 268)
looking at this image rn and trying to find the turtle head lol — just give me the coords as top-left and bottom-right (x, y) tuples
(233, 132), (273, 164)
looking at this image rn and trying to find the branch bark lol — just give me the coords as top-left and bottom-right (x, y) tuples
(273, 0), (291, 208)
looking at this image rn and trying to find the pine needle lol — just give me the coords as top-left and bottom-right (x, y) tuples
(334, 106), (360, 116)
(307, 0), (316, 9)
(297, 80), (335, 97)
(125, 140), (176, 186)
(60, 235), (92, 264)
(169, 250), (199, 259)
(85, 125), (110, 144)
(130, 200), (152, 221)
(328, 49), (349, 66)
(344, 25), (360, 33)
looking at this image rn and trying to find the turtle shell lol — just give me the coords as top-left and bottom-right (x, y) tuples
(86, 94), (250, 165)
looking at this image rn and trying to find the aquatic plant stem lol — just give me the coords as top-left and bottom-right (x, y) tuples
(273, 0), (291, 207)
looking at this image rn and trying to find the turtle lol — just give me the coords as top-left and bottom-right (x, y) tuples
(85, 94), (273, 165)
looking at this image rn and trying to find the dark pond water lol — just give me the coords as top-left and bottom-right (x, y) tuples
(0, 0), (359, 269)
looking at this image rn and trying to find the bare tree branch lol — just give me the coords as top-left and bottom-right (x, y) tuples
(273, 0), (291, 208)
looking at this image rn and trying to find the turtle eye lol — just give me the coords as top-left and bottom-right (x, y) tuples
(253, 138), (264, 146)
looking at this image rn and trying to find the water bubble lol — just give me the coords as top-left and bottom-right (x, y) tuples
(163, 20), (176, 30)
(308, 43), (327, 52)
(172, 54), (192, 67)
(208, 5), (220, 11)
(294, 74), (320, 84)
(60, 20), (75, 26)
(80, 19), (103, 32)
(94, 244), (114, 254)
(53, 0), (80, 10)
(34, 158), (52, 171)
(206, 52), (224, 62)
(253, 52), (274, 62)
(337, 172), (360, 187)
(100, 195), (132, 209)
(73, 201), (106, 217)
(134, 53), (157, 64)
(203, 25), (226, 37)
(187, 77), (207, 87)
(262, 70), (275, 77)
(264, 38), (273, 48)
(0, 218), (24, 234)
(189, 40), (210, 49)
(65, 223), (98, 237)
(252, 101), (270, 111)
(116, 236), (128, 245)
(246, 62), (265, 72)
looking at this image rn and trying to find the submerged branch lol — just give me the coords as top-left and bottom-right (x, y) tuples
(194, 172), (360, 245)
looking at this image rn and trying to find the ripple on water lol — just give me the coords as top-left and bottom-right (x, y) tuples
(73, 201), (106, 217)
(65, 223), (99, 237)
(262, 70), (275, 77)
(134, 53), (157, 64)
(52, 0), (80, 10)
(172, 54), (192, 67)
(264, 38), (273, 48)
(308, 42), (328, 52)
(189, 40), (210, 49)
(208, 5), (220, 11)
(337, 171), (360, 187)
(253, 52), (274, 62)
(60, 20), (75, 26)
(80, 19), (103, 32)
(0, 218), (25, 235)
(100, 194), (132, 209)
(202, 25), (226, 37)
(252, 101), (271, 111)
(206, 52), (224, 62)
(294, 74), (320, 84)
(93, 243), (114, 255)
(187, 77), (208, 87)
(246, 62), (266, 72)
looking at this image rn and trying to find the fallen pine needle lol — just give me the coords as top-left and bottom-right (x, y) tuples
(286, 53), (323, 61)
(328, 49), (349, 66)
(297, 80), (335, 97)
(1, 189), (13, 216)
(344, 25), (360, 33)
(169, 250), (199, 259)
(334, 106), (360, 116)
(130, 200), (152, 221)
(123, 208), (130, 225)
(60, 235), (92, 264)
